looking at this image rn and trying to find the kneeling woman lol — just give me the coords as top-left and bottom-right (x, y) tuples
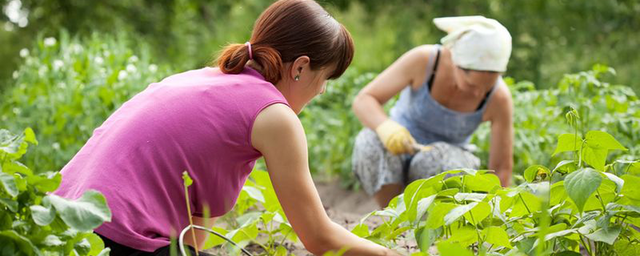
(55, 0), (397, 255)
(352, 16), (514, 207)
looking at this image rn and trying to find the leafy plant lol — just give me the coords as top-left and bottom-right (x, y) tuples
(202, 170), (298, 255)
(0, 128), (112, 255)
(350, 118), (639, 255)
(0, 32), (170, 173)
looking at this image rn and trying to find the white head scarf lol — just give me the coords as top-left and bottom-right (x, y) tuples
(433, 16), (512, 72)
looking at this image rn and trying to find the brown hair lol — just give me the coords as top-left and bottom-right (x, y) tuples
(217, 0), (355, 84)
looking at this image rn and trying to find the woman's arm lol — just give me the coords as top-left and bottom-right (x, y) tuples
(352, 45), (435, 129)
(252, 104), (397, 255)
(487, 82), (514, 187)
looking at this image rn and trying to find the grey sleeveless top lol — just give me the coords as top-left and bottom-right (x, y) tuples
(389, 45), (498, 147)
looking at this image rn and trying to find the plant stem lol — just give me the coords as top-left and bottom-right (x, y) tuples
(184, 185), (200, 256)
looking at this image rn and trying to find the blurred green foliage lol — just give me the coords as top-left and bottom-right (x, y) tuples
(1, 0), (639, 92)
(0, 32), (169, 172)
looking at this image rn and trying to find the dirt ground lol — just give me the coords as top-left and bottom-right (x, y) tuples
(204, 180), (388, 255)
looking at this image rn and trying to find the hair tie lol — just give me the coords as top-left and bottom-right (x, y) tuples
(245, 42), (253, 60)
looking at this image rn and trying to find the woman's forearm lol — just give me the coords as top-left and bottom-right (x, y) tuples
(352, 93), (389, 130)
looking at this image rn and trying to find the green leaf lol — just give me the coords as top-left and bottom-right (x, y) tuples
(0, 172), (19, 197)
(31, 203), (56, 226)
(426, 203), (457, 229)
(86, 232), (106, 256)
(416, 227), (441, 252)
(42, 234), (64, 247)
(27, 172), (62, 192)
(465, 173), (501, 192)
(404, 173), (444, 222)
(553, 134), (582, 156)
(0, 197), (18, 212)
(621, 175), (640, 201)
(483, 226), (512, 248)
(23, 127), (38, 145)
(448, 225), (478, 246)
(524, 165), (551, 182)
(202, 226), (229, 249)
(351, 223), (369, 238)
(552, 160), (576, 174)
(584, 226), (622, 245)
(445, 202), (478, 225)
(241, 186), (264, 203)
(437, 240), (473, 256)
(564, 168), (602, 212)
(182, 171), (193, 188)
(415, 195), (436, 225)
(602, 172), (624, 193)
(585, 131), (626, 151)
(48, 190), (112, 232)
(582, 147), (609, 171)
(463, 201), (491, 226)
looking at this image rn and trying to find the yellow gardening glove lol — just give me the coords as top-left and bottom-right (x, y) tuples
(375, 119), (417, 155)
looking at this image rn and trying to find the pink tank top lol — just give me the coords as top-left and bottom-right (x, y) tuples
(54, 67), (289, 252)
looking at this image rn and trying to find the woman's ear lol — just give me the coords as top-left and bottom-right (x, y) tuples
(290, 56), (311, 81)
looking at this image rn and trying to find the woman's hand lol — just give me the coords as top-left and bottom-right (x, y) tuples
(375, 119), (416, 155)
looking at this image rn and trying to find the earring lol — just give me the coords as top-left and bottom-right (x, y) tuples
(294, 75), (300, 81)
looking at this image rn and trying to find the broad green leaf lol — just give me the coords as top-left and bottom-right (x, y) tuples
(465, 173), (501, 192)
(483, 226), (512, 248)
(621, 175), (640, 201)
(86, 233), (106, 256)
(445, 202), (478, 225)
(31, 204), (56, 226)
(585, 131), (626, 151)
(510, 191), (541, 217)
(426, 203), (457, 229)
(415, 195), (436, 225)
(552, 160), (576, 174)
(437, 188), (459, 197)
(582, 147), (609, 171)
(2, 161), (32, 176)
(564, 168), (602, 212)
(524, 165), (551, 182)
(553, 134), (582, 156)
(27, 172), (62, 192)
(241, 186), (264, 203)
(351, 223), (369, 238)
(0, 172), (18, 197)
(404, 173), (444, 222)
(584, 226), (622, 245)
(448, 225), (478, 246)
(463, 201), (491, 226)
(202, 226), (229, 249)
(454, 193), (487, 202)
(416, 227), (441, 252)
(48, 190), (112, 232)
(437, 240), (473, 256)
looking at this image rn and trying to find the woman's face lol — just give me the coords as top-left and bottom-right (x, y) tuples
(453, 67), (500, 98)
(277, 58), (333, 114)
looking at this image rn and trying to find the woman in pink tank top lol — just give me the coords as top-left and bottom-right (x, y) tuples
(54, 0), (398, 255)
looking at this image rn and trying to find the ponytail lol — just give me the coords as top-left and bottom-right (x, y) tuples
(218, 43), (284, 84)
